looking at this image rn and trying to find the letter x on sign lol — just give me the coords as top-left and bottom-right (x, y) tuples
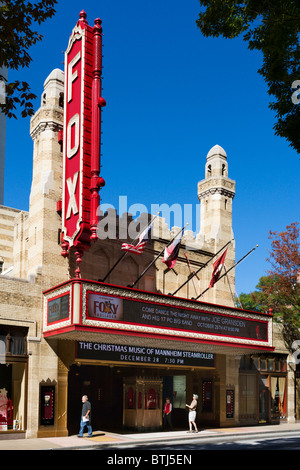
(66, 171), (79, 219)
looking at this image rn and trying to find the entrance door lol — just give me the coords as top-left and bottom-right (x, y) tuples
(259, 381), (270, 423)
(67, 364), (124, 435)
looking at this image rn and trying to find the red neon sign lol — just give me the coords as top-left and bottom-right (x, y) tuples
(61, 10), (106, 276)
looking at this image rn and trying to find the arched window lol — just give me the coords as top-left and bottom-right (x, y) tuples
(147, 388), (156, 409)
(59, 92), (64, 108)
(222, 164), (227, 176)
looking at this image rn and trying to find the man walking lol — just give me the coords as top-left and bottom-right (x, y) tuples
(78, 395), (92, 437)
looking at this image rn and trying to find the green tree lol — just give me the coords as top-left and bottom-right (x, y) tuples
(237, 275), (287, 317)
(0, 0), (57, 118)
(196, 1), (300, 153)
(236, 222), (300, 350)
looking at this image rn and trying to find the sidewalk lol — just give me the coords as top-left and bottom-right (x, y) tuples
(1, 422), (300, 450)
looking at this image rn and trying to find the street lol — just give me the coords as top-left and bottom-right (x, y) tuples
(96, 431), (300, 451)
(84, 432), (300, 468)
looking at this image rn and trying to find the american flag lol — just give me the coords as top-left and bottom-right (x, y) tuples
(121, 219), (154, 255)
(121, 240), (147, 255)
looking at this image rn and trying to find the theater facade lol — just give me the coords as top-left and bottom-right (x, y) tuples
(41, 278), (274, 434)
(0, 12), (295, 440)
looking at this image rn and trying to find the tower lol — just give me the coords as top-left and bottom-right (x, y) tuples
(198, 144), (236, 306)
(27, 68), (68, 288)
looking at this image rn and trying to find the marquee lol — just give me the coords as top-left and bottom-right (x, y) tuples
(43, 279), (274, 355)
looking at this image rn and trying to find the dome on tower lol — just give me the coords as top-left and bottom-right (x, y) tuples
(206, 144), (227, 160)
(41, 68), (64, 107)
(43, 68), (64, 89)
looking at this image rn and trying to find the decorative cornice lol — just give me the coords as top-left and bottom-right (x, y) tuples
(30, 106), (63, 139)
(198, 187), (235, 200)
(30, 120), (63, 140)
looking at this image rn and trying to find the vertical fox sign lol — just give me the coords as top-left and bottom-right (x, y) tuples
(61, 11), (106, 276)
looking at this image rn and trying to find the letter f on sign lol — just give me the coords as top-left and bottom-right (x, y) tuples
(66, 172), (79, 219)
(68, 51), (81, 103)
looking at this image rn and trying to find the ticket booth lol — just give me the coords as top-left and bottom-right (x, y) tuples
(123, 377), (163, 431)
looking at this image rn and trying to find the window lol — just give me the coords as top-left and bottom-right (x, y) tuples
(270, 376), (286, 419)
(260, 358), (267, 371)
(280, 358), (287, 372)
(0, 362), (27, 431)
(146, 388), (157, 409)
(252, 355), (287, 373)
(0, 327), (28, 432)
(59, 92), (64, 108)
(0, 327), (27, 356)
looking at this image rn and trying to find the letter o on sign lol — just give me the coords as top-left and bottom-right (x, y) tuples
(67, 113), (80, 159)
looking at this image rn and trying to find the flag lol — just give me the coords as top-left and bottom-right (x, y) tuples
(121, 219), (154, 255)
(162, 231), (182, 269)
(209, 248), (228, 288)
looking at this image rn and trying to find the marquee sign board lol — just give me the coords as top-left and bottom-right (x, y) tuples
(86, 290), (269, 344)
(43, 280), (274, 353)
(61, 11), (106, 274)
(76, 341), (215, 367)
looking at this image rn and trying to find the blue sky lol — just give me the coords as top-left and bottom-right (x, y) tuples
(4, 0), (300, 296)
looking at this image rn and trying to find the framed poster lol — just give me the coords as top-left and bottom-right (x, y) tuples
(40, 386), (55, 426)
(226, 389), (234, 418)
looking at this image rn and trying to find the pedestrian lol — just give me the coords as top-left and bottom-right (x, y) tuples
(186, 394), (198, 433)
(163, 397), (173, 431)
(78, 395), (93, 437)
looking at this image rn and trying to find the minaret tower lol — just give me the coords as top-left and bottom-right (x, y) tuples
(198, 144), (236, 306)
(27, 69), (68, 288)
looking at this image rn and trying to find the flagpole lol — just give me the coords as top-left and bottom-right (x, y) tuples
(235, 290), (243, 309)
(100, 212), (160, 282)
(171, 239), (233, 296)
(184, 252), (199, 296)
(195, 244), (258, 301)
(224, 264), (235, 305)
(129, 224), (188, 289)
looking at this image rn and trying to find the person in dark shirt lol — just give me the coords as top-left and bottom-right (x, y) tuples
(78, 395), (92, 437)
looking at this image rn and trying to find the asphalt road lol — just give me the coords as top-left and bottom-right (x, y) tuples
(99, 431), (300, 451)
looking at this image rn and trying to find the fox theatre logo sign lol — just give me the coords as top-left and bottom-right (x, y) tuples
(60, 11), (106, 275)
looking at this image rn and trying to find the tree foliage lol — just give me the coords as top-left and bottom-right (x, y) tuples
(0, 0), (57, 118)
(236, 222), (300, 350)
(196, 1), (300, 153)
(237, 276), (277, 313)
